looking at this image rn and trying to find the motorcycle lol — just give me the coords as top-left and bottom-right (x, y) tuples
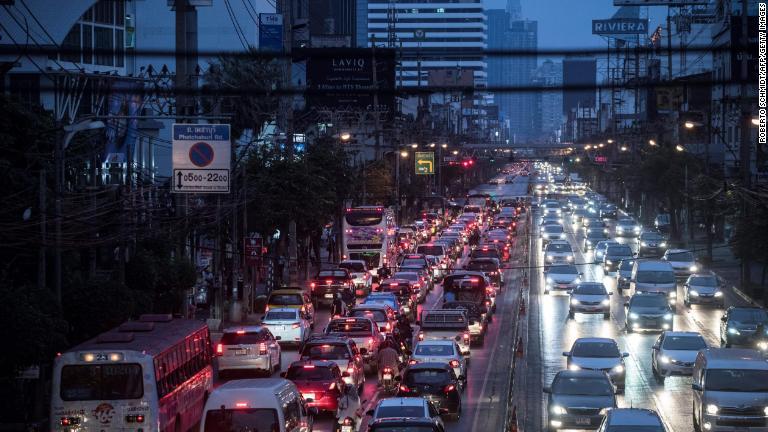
(380, 366), (398, 394)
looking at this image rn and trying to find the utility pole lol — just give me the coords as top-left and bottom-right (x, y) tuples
(38, 169), (46, 292)
(738, 0), (752, 294)
(54, 129), (63, 309)
(279, 0), (298, 284)
(666, 8), (673, 79)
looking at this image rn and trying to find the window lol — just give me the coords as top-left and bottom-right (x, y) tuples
(60, 364), (143, 401)
(82, 25), (93, 64)
(61, 25), (81, 63)
(115, 29), (124, 67)
(94, 27), (114, 66)
(94, 0), (115, 24)
(437, 7), (445, 12)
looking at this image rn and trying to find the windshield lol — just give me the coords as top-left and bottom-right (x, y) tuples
(393, 272), (418, 281)
(667, 252), (694, 262)
(405, 369), (451, 385)
(472, 249), (500, 259)
(352, 310), (388, 322)
(318, 270), (348, 278)
(587, 231), (608, 239)
(552, 376), (613, 396)
(636, 271), (675, 284)
(349, 252), (381, 270)
(327, 320), (373, 335)
(302, 344), (350, 360)
(268, 294), (302, 305)
(631, 296), (669, 308)
(203, 408), (279, 432)
(286, 365), (334, 380)
(547, 243), (572, 253)
(415, 344), (455, 356)
(467, 261), (498, 271)
(571, 342), (620, 358)
(662, 335), (706, 350)
(417, 246), (445, 256)
(704, 369), (768, 392)
(544, 225), (564, 234)
(339, 262), (365, 272)
(573, 284), (607, 295)
(689, 276), (718, 287)
(606, 246), (632, 257)
(619, 260), (635, 271)
(548, 266), (579, 275)
(641, 233), (664, 241)
(60, 364), (143, 401)
(375, 406), (427, 419)
(729, 309), (768, 324)
(345, 211), (383, 226)
(264, 311), (297, 321)
(400, 259), (426, 268)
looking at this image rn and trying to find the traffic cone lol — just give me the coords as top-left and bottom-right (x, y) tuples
(516, 337), (524, 358)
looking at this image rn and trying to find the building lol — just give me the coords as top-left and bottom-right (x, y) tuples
(507, 19), (537, 142)
(309, 0), (358, 47)
(562, 56), (596, 116)
(367, 0), (487, 88)
(531, 60), (563, 143)
(486, 9), (513, 125)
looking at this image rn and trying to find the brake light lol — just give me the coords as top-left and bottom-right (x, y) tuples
(409, 359), (419, 365)
(235, 402), (249, 408)
(310, 282), (316, 289)
(60, 417), (80, 426)
(326, 279), (333, 285)
(346, 318), (356, 322)
(125, 414), (145, 423)
(216, 343), (223, 356)
(418, 332), (424, 341)
(444, 384), (456, 393)
(470, 277), (480, 283)
(399, 385), (411, 392)
(303, 364), (316, 369)
(259, 343), (268, 355)
(292, 322), (301, 329)
(390, 282), (398, 287)
(383, 367), (393, 373)
(236, 330), (246, 335)
(385, 322), (391, 331)
(343, 417), (354, 425)
(368, 338), (374, 346)
(449, 360), (460, 368)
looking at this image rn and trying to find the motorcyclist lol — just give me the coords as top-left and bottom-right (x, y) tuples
(377, 263), (391, 280)
(395, 314), (413, 349)
(341, 285), (356, 310)
(377, 337), (401, 383)
(331, 292), (346, 317)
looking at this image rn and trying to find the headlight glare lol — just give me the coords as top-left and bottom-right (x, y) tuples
(612, 365), (624, 374)
(690, 265), (699, 272)
(706, 404), (719, 415)
(660, 242), (667, 247)
(660, 355), (670, 364)
(571, 299), (580, 306)
(601, 299), (610, 306)
(629, 313), (639, 320)
(551, 405), (567, 415)
(641, 242), (647, 247)
(689, 290), (699, 296)
(728, 327), (740, 335)
(568, 364), (581, 371)
(714, 291), (723, 297)
(664, 314), (673, 320)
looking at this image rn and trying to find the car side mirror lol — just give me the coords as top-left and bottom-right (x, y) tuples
(366, 409), (375, 417)
(274, 336), (282, 341)
(562, 351), (570, 356)
(342, 371), (351, 378)
(622, 353), (629, 358)
(543, 386), (551, 393)
(691, 383), (702, 391)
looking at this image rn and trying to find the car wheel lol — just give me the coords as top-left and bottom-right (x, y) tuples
(693, 404), (702, 432)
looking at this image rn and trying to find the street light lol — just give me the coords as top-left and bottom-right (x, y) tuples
(339, 132), (351, 141)
(452, 150), (459, 155)
(585, 144), (592, 150)
(575, 157), (581, 162)
(400, 150), (409, 158)
(620, 145), (628, 152)
(648, 139), (657, 146)
(675, 144), (685, 152)
(441, 143), (448, 149)
(607, 139), (614, 144)
(410, 143), (418, 149)
(429, 143), (436, 148)
(753, 117), (761, 126)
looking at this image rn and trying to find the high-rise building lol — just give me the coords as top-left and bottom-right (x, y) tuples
(367, 0), (487, 88)
(506, 0), (522, 21)
(532, 60), (563, 142)
(486, 9), (513, 124)
(309, 0), (358, 47)
(507, 19), (537, 142)
(562, 56), (596, 115)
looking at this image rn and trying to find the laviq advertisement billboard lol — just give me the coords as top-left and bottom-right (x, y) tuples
(304, 48), (396, 118)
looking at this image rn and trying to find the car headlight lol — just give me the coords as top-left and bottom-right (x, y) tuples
(640, 242), (647, 247)
(568, 364), (581, 371)
(612, 365), (624, 374)
(668, 291), (677, 298)
(689, 290), (699, 296)
(689, 265), (698, 272)
(547, 255), (554, 261)
(728, 327), (740, 335)
(764, 406), (768, 416)
(602, 299), (610, 306)
(634, 226), (641, 232)
(559, 233), (566, 239)
(599, 408), (609, 416)
(706, 404), (719, 415)
(546, 277), (554, 284)
(714, 291), (723, 297)
(616, 227), (624, 232)
(629, 312), (639, 320)
(659, 242), (667, 248)
(757, 341), (768, 351)
(664, 314), (673, 320)
(551, 405), (567, 415)
(604, 228), (609, 233)
(660, 355), (670, 364)
(571, 299), (580, 306)
(606, 260), (613, 265)
(567, 255), (574, 261)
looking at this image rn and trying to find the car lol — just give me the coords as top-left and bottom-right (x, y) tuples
(654, 213), (671, 234)
(310, 269), (355, 307)
(569, 282), (612, 320)
(350, 304), (397, 334)
(541, 224), (566, 248)
(324, 317), (384, 371)
(442, 301), (489, 344)
(266, 288), (315, 328)
(410, 339), (468, 383)
(367, 417), (446, 432)
(614, 218), (641, 237)
(662, 249), (699, 278)
(299, 336), (365, 391)
(625, 292), (675, 333)
(593, 240), (619, 262)
(417, 309), (472, 357)
(216, 325), (282, 379)
(545, 370), (617, 431)
(281, 360), (347, 414)
(719, 306), (768, 348)
(584, 220), (609, 237)
(338, 260), (373, 296)
(615, 259), (635, 290)
(397, 363), (463, 420)
(261, 308), (312, 346)
(599, 204), (618, 219)
(582, 216), (603, 228)
(597, 408), (666, 432)
(584, 230), (609, 251)
(393, 271), (429, 303)
(563, 338), (628, 391)
(630, 260), (677, 305)
(367, 397), (445, 430)
(399, 254), (430, 271)
(416, 244), (451, 277)
(544, 264), (582, 294)
(683, 273), (725, 308)
(541, 214), (565, 226)
(465, 257), (503, 287)
(603, 244), (634, 273)
(363, 292), (405, 319)
(637, 231), (668, 257)
(651, 331), (707, 383)
(544, 240), (575, 264)
(470, 245), (502, 262)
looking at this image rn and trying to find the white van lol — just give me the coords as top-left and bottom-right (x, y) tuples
(200, 378), (316, 432)
(630, 260), (678, 305)
(691, 349), (768, 432)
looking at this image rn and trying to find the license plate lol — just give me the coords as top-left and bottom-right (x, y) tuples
(575, 417), (591, 426)
(324, 293), (334, 299)
(383, 373), (392, 380)
(341, 426), (353, 432)
(302, 393), (315, 401)
(233, 349), (247, 356)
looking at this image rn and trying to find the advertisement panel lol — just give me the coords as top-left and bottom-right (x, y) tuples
(259, 13), (283, 52)
(592, 18), (648, 35)
(304, 48), (396, 117)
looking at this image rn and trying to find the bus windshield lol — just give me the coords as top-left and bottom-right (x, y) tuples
(345, 210), (383, 226)
(60, 364), (143, 401)
(203, 408), (279, 432)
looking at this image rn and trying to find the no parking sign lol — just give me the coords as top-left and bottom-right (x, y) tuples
(172, 124), (231, 193)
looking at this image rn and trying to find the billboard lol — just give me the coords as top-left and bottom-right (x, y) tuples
(613, 0), (709, 5)
(259, 13), (283, 52)
(592, 18), (648, 35)
(304, 48), (396, 117)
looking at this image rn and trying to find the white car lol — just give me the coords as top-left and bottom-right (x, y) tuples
(544, 240), (575, 263)
(662, 249), (699, 278)
(411, 339), (468, 381)
(569, 282), (611, 319)
(563, 338), (628, 391)
(339, 259), (372, 295)
(216, 326), (282, 378)
(614, 218), (642, 237)
(544, 264), (582, 294)
(651, 331), (707, 383)
(261, 308), (311, 346)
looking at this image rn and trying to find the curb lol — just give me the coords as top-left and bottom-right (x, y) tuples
(730, 284), (760, 306)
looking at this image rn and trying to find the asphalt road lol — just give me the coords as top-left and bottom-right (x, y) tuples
(524, 191), (754, 432)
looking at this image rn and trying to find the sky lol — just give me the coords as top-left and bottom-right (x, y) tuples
(483, 0), (668, 51)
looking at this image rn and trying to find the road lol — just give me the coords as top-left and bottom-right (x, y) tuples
(214, 174), (531, 432)
(522, 190), (754, 432)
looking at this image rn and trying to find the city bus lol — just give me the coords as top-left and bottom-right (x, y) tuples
(342, 206), (397, 274)
(50, 314), (213, 432)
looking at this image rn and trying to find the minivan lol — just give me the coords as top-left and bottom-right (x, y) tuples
(200, 378), (316, 432)
(630, 260), (677, 305)
(691, 349), (768, 432)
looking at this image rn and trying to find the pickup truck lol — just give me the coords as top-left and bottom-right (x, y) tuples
(338, 259), (373, 296)
(416, 309), (471, 358)
(442, 301), (489, 346)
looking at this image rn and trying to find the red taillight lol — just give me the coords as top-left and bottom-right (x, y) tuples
(444, 384), (456, 392)
(383, 367), (393, 373)
(399, 385), (411, 392)
(259, 342), (268, 355)
(291, 322), (301, 329)
(303, 364), (316, 369)
(235, 402), (249, 408)
(449, 360), (460, 368)
(385, 322), (391, 331)
(216, 343), (223, 356)
(347, 366), (355, 374)
(463, 332), (470, 341)
(326, 279), (333, 285)
(409, 359), (418, 365)
(418, 332), (424, 341)
(310, 282), (316, 289)
(368, 338), (374, 346)
(343, 417), (354, 425)
(329, 382), (337, 390)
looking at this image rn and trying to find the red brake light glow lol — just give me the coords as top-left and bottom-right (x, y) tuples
(449, 360), (460, 368)
(303, 364), (316, 369)
(216, 343), (223, 355)
(235, 402), (249, 408)
(444, 384), (456, 392)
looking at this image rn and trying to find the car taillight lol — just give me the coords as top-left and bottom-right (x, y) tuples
(259, 343), (268, 355)
(326, 279), (333, 285)
(383, 367), (393, 373)
(310, 282), (316, 289)
(368, 338), (374, 346)
(463, 332), (470, 341)
(418, 332), (424, 341)
(409, 359), (418, 365)
(216, 343), (223, 356)
(125, 415), (145, 423)
(264, 305), (270, 313)
(399, 385), (411, 392)
(60, 417), (80, 426)
(385, 322), (391, 331)
(329, 382), (337, 391)
(291, 322), (301, 329)
(444, 384), (456, 393)
(347, 366), (355, 374)
(449, 360), (460, 368)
